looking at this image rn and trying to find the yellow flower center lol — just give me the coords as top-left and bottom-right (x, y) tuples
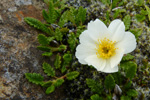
(96, 38), (117, 59)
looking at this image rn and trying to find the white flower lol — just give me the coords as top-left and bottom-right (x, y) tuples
(75, 19), (136, 73)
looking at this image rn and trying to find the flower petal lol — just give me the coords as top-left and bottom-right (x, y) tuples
(102, 60), (118, 73)
(75, 44), (96, 64)
(79, 30), (95, 45)
(116, 32), (136, 54)
(108, 19), (125, 42)
(87, 19), (108, 41)
(109, 48), (124, 68)
(84, 55), (106, 71)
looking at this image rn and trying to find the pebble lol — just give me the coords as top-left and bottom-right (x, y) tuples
(0, 15), (3, 24)
(15, 0), (32, 6)
(8, 7), (17, 12)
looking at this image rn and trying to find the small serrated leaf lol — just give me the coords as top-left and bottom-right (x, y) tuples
(112, 72), (123, 85)
(91, 94), (103, 100)
(122, 54), (134, 61)
(42, 52), (53, 56)
(104, 74), (115, 90)
(145, 5), (150, 21)
(127, 89), (138, 97)
(126, 62), (137, 80)
(135, 14), (146, 22)
(121, 95), (131, 100)
(51, 45), (67, 52)
(137, 0), (144, 6)
(53, 79), (64, 87)
(120, 61), (137, 80)
(66, 71), (79, 80)
(25, 73), (44, 85)
(54, 54), (61, 69)
(41, 81), (52, 87)
(61, 65), (67, 73)
(37, 46), (51, 52)
(130, 28), (142, 39)
(123, 15), (131, 30)
(124, 81), (132, 90)
(112, 0), (120, 9)
(42, 9), (51, 23)
(38, 34), (49, 45)
(86, 78), (103, 94)
(75, 6), (86, 25)
(43, 62), (55, 77)
(24, 17), (51, 35)
(68, 32), (77, 51)
(58, 10), (70, 27)
(55, 28), (63, 41)
(63, 53), (72, 63)
(46, 85), (55, 94)
(47, 37), (55, 42)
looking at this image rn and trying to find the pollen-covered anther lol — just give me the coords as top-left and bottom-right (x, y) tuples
(96, 38), (117, 59)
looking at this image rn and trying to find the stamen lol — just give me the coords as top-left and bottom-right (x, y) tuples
(96, 38), (117, 59)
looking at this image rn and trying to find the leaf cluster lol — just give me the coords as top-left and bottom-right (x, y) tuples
(24, 0), (86, 95)
(86, 54), (138, 99)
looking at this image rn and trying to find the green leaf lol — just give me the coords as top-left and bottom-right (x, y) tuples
(68, 32), (77, 51)
(104, 74), (115, 90)
(54, 54), (61, 69)
(122, 54), (134, 61)
(48, 1), (57, 23)
(63, 53), (72, 63)
(53, 79), (64, 87)
(137, 0), (144, 6)
(38, 34), (49, 45)
(135, 14), (146, 22)
(42, 81), (53, 87)
(51, 45), (67, 52)
(130, 28), (142, 39)
(46, 85), (55, 94)
(145, 5), (150, 21)
(112, 72), (123, 85)
(43, 62), (55, 77)
(126, 62), (137, 80)
(86, 78), (103, 94)
(58, 10), (70, 27)
(66, 71), (79, 80)
(76, 25), (86, 38)
(91, 94), (103, 100)
(42, 9), (51, 23)
(55, 28), (63, 41)
(47, 37), (55, 42)
(124, 81), (132, 90)
(25, 73), (44, 85)
(113, 9), (126, 19)
(121, 95), (131, 100)
(61, 65), (67, 73)
(112, 0), (120, 9)
(75, 6), (86, 25)
(61, 52), (72, 73)
(127, 89), (138, 97)
(37, 46), (51, 52)
(107, 95), (112, 100)
(101, 0), (111, 5)
(42, 52), (53, 57)
(120, 61), (137, 80)
(24, 17), (51, 35)
(123, 15), (131, 30)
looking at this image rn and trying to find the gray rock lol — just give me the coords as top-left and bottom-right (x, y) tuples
(8, 7), (17, 12)
(15, 0), (32, 6)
